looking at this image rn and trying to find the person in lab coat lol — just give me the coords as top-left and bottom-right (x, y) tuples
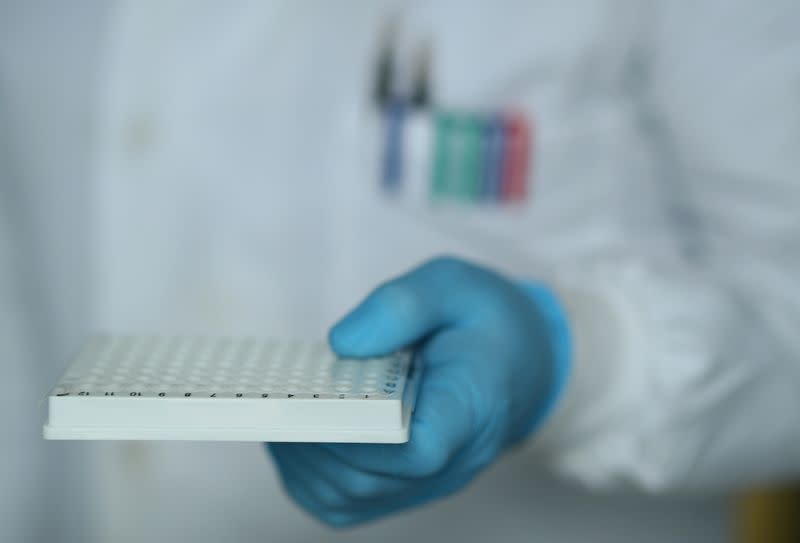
(2, 0), (799, 542)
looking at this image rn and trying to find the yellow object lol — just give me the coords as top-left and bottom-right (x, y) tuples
(739, 487), (800, 543)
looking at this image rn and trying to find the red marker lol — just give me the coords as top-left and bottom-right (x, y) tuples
(501, 112), (532, 202)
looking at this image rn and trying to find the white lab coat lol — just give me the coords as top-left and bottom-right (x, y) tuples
(2, 0), (798, 541)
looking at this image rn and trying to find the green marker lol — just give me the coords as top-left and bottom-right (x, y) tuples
(431, 111), (454, 200)
(455, 114), (484, 202)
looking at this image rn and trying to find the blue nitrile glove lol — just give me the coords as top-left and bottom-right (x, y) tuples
(268, 257), (570, 527)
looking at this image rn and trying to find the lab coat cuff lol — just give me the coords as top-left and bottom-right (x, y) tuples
(524, 281), (636, 457)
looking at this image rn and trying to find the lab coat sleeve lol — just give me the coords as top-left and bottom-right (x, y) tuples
(529, 0), (800, 493)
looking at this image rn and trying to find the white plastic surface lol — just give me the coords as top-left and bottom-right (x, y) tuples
(43, 336), (420, 443)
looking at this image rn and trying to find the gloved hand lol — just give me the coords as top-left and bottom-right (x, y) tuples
(268, 256), (571, 527)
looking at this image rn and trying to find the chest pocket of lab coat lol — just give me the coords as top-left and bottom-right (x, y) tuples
(343, 0), (663, 277)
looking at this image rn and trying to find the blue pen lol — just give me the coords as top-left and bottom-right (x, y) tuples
(481, 114), (505, 203)
(382, 98), (406, 193)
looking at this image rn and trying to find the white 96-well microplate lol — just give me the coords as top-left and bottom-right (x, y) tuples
(43, 335), (420, 443)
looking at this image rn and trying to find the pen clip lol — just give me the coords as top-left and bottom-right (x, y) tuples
(373, 15), (399, 109)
